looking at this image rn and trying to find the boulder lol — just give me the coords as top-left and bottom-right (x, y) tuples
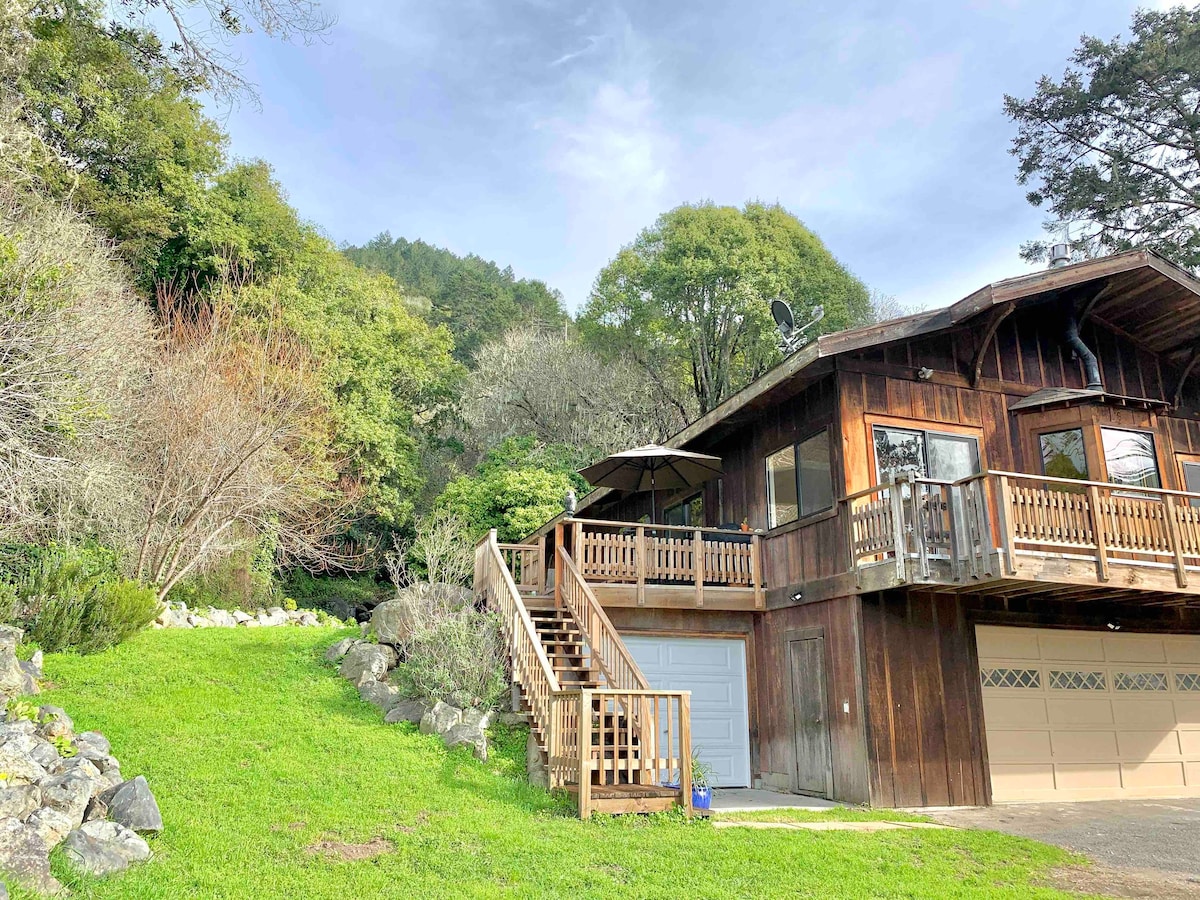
(231, 610), (253, 625)
(83, 795), (107, 823)
(358, 681), (399, 710)
(262, 607), (288, 627)
(0, 627), (22, 655)
(442, 722), (487, 762)
(49, 757), (103, 790)
(61, 820), (151, 876)
(0, 750), (45, 786)
(36, 706), (72, 739)
(526, 732), (549, 790)
(0, 816), (60, 894)
(384, 699), (428, 725)
(206, 608), (238, 628)
(369, 598), (418, 647)
(0, 644), (27, 699)
(158, 607), (191, 628)
(461, 708), (495, 731)
(324, 638), (357, 663)
(25, 741), (57, 771)
(0, 787), (39, 820)
(298, 612), (318, 627)
(372, 583), (472, 647)
(100, 776), (162, 835)
(75, 732), (111, 756)
(419, 701), (462, 736)
(187, 615), (212, 628)
(39, 773), (93, 828)
(25, 806), (75, 848)
(497, 711), (528, 728)
(338, 643), (396, 687)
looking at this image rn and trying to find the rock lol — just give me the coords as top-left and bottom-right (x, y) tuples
(83, 795), (107, 822)
(298, 612), (318, 627)
(461, 708), (495, 731)
(0, 816), (60, 894)
(260, 608), (288, 627)
(442, 722), (487, 762)
(324, 638), (356, 663)
(158, 607), (191, 628)
(61, 820), (151, 876)
(419, 701), (461, 736)
(25, 806), (75, 848)
(0, 648), (27, 700)
(231, 610), (253, 625)
(39, 773), (93, 828)
(369, 598), (418, 647)
(75, 732), (110, 756)
(36, 706), (72, 739)
(206, 608), (237, 628)
(187, 614), (211, 628)
(358, 681), (399, 710)
(49, 757), (103, 789)
(338, 643), (396, 687)
(25, 741), (56, 771)
(0, 627), (22, 655)
(497, 711), (528, 728)
(0, 787), (39, 820)
(100, 776), (162, 835)
(384, 699), (428, 725)
(526, 732), (549, 790)
(0, 750), (45, 786)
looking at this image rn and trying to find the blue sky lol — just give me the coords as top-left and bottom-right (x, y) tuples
(203, 0), (1170, 313)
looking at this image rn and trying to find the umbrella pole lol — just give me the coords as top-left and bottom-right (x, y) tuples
(650, 469), (657, 525)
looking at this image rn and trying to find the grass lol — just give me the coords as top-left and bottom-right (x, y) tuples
(19, 627), (1098, 899)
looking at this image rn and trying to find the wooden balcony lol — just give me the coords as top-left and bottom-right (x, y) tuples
(845, 471), (1200, 604)
(561, 518), (765, 610)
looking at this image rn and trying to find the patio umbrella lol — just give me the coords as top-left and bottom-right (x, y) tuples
(578, 444), (723, 524)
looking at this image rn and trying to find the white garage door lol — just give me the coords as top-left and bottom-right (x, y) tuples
(977, 625), (1200, 802)
(622, 635), (752, 787)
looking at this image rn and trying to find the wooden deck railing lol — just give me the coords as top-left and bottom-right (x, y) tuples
(844, 471), (1200, 591)
(569, 517), (763, 606)
(547, 689), (692, 819)
(994, 471), (1200, 588)
(497, 542), (544, 594)
(475, 531), (560, 745)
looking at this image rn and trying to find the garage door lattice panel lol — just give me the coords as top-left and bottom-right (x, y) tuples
(977, 626), (1200, 802)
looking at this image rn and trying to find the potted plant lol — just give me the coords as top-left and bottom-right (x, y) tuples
(689, 754), (715, 811)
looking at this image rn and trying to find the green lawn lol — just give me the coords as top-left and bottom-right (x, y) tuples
(20, 628), (1098, 899)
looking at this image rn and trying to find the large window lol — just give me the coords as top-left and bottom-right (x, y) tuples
(1040, 428), (1089, 481)
(873, 426), (980, 483)
(1101, 428), (1161, 490)
(664, 493), (704, 527)
(766, 429), (833, 529)
(1183, 461), (1200, 508)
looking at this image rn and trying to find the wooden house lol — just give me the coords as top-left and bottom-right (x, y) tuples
(474, 249), (1200, 814)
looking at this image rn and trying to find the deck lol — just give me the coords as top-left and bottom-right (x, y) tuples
(846, 471), (1200, 604)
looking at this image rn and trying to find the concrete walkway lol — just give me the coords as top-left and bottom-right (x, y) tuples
(709, 788), (841, 812)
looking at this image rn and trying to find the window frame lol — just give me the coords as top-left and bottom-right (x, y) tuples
(1037, 426), (1090, 482)
(1098, 426), (1162, 493)
(764, 427), (835, 531)
(870, 422), (983, 485)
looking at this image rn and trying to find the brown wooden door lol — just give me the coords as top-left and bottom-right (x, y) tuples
(789, 637), (832, 796)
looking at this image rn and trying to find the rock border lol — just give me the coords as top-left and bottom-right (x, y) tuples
(154, 602), (346, 630)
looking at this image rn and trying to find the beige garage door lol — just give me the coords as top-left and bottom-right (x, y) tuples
(977, 626), (1200, 802)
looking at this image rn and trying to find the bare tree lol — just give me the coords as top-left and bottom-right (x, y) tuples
(112, 0), (335, 103)
(461, 328), (690, 463)
(385, 510), (474, 589)
(130, 287), (352, 600)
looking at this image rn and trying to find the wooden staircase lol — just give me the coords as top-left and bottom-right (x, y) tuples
(475, 530), (692, 817)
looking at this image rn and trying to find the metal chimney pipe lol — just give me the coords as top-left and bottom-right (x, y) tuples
(1049, 243), (1071, 268)
(1065, 313), (1103, 391)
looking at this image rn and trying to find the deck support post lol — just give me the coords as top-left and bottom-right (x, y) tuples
(1165, 495), (1189, 588)
(751, 533), (764, 609)
(694, 529), (704, 607)
(635, 526), (646, 607)
(1088, 484), (1110, 583)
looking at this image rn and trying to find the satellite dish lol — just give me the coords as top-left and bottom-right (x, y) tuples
(771, 299), (823, 353)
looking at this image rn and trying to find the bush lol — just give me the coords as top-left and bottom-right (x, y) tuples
(391, 607), (507, 710)
(280, 570), (384, 616)
(15, 546), (157, 653)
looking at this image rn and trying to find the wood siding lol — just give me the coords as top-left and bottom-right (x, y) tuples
(860, 590), (990, 808)
(753, 596), (870, 804)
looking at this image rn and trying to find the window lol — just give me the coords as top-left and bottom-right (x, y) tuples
(664, 493), (704, 527)
(1184, 462), (1200, 509)
(873, 426), (980, 483)
(1101, 428), (1161, 490)
(765, 429), (834, 529)
(1040, 428), (1089, 481)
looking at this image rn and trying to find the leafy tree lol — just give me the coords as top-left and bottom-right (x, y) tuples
(235, 235), (462, 535)
(578, 202), (871, 415)
(345, 233), (568, 364)
(18, 6), (226, 285)
(1007, 7), (1200, 267)
(435, 463), (573, 542)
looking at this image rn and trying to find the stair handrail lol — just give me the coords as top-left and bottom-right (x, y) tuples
(478, 530), (561, 740)
(557, 546), (650, 692)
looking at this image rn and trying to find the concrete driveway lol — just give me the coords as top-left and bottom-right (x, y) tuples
(931, 799), (1200, 897)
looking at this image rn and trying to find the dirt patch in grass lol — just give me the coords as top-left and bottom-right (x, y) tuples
(1046, 863), (1200, 899)
(305, 837), (393, 861)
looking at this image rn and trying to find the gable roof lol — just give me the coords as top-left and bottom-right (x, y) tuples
(538, 249), (1200, 531)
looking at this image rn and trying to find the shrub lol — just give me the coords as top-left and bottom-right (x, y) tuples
(15, 546), (157, 653)
(280, 570), (384, 616)
(392, 607), (507, 710)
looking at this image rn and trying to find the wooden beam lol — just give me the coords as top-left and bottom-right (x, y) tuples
(970, 304), (1014, 388)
